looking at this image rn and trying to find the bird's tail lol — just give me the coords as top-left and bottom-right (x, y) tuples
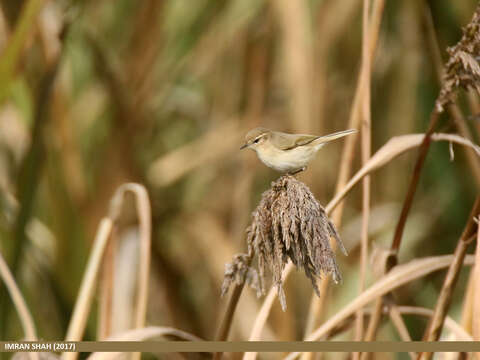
(313, 129), (357, 146)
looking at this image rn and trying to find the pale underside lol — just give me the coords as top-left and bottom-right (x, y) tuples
(255, 141), (323, 172)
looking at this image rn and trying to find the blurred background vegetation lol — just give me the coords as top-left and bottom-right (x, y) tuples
(0, 0), (479, 358)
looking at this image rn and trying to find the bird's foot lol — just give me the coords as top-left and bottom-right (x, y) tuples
(288, 167), (307, 176)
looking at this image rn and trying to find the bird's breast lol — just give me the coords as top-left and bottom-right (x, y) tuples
(256, 145), (319, 172)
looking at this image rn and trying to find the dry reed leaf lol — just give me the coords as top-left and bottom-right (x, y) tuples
(0, 252), (39, 360)
(63, 183), (152, 360)
(395, 306), (472, 341)
(460, 266), (476, 335)
(353, 203), (440, 259)
(327, 132), (480, 213)
(340, 203), (400, 251)
(370, 246), (397, 279)
(418, 199), (479, 360)
(88, 326), (205, 360)
(388, 305), (412, 341)
(62, 219), (113, 360)
(356, 0), (373, 347)
(147, 120), (243, 187)
(102, 184), (152, 360)
(299, 305), (471, 343)
(98, 232), (115, 340)
(108, 184), (152, 333)
(110, 229), (139, 333)
(388, 305), (416, 360)
(283, 255), (475, 360)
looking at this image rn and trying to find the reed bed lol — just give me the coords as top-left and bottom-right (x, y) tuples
(0, 1), (480, 360)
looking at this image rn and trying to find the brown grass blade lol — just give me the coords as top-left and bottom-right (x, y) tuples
(418, 198), (480, 360)
(63, 183), (152, 360)
(97, 233), (115, 339)
(460, 266), (475, 337)
(395, 306), (472, 341)
(108, 184), (152, 360)
(110, 184), (152, 332)
(327, 133), (480, 214)
(356, 0), (372, 348)
(389, 110), (439, 267)
(0, 251), (38, 360)
(283, 254), (475, 360)
(305, 304), (472, 343)
(388, 305), (415, 360)
(62, 218), (113, 360)
(306, 304), (471, 343)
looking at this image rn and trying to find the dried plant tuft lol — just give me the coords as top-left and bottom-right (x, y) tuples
(222, 175), (347, 311)
(436, 4), (480, 112)
(221, 254), (262, 298)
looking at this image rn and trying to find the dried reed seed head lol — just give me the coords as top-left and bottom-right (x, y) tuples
(436, 4), (480, 112)
(223, 175), (347, 311)
(221, 254), (262, 298)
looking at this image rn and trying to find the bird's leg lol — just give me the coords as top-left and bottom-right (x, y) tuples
(288, 167), (307, 176)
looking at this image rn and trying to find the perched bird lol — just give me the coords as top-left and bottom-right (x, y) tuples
(240, 127), (357, 174)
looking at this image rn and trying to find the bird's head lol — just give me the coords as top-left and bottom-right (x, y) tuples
(240, 127), (271, 151)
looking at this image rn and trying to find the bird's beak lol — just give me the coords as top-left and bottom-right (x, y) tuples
(240, 143), (248, 150)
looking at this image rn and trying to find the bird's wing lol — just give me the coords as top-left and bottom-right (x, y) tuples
(271, 132), (320, 150)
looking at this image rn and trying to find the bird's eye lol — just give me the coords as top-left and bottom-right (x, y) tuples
(253, 137), (261, 144)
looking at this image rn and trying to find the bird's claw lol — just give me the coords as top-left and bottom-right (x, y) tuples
(288, 167), (307, 176)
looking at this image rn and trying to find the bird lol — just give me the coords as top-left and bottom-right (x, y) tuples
(240, 127), (357, 174)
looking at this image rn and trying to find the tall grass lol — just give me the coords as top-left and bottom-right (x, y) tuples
(0, 1), (480, 360)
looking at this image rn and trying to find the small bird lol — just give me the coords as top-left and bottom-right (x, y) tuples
(240, 127), (357, 174)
